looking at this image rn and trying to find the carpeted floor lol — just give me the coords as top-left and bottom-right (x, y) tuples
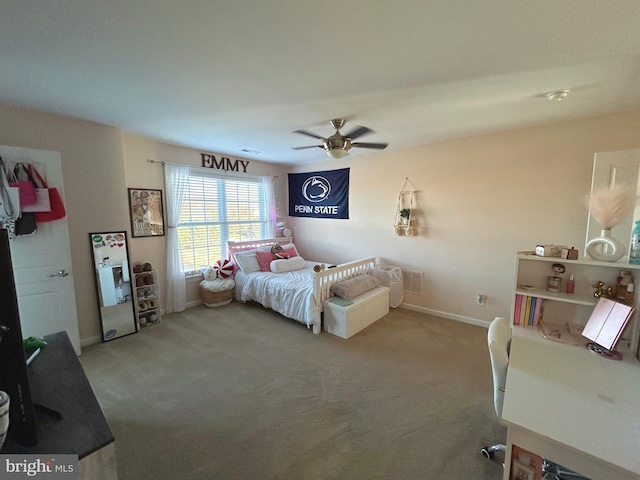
(80, 302), (505, 480)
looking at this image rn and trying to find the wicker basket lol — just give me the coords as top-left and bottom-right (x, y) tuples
(201, 278), (235, 307)
(202, 287), (233, 304)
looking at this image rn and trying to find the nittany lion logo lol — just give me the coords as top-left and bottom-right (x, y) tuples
(302, 176), (331, 203)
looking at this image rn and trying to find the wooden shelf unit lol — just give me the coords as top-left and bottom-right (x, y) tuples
(511, 254), (640, 355)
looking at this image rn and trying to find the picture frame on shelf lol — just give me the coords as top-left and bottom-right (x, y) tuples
(128, 188), (165, 238)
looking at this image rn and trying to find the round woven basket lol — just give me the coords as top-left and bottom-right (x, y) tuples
(200, 286), (234, 307)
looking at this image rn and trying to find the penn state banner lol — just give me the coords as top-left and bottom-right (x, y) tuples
(288, 168), (350, 219)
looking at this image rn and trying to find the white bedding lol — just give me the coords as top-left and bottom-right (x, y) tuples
(234, 261), (321, 328)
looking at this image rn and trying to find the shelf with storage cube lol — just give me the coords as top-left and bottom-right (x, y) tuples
(133, 269), (162, 327)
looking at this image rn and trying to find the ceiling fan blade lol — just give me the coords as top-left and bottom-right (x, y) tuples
(292, 145), (323, 150)
(352, 142), (388, 150)
(344, 126), (373, 140)
(293, 129), (325, 140)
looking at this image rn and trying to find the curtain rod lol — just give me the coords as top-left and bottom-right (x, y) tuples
(146, 159), (279, 178)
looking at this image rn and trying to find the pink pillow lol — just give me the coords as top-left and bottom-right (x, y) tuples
(255, 251), (276, 272)
(283, 247), (298, 258)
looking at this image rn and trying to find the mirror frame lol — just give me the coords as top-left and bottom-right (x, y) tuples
(89, 231), (139, 342)
(585, 149), (640, 258)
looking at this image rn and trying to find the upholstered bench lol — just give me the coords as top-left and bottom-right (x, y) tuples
(323, 285), (390, 339)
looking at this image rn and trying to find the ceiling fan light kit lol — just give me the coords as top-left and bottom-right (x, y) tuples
(292, 118), (388, 159)
(545, 89), (570, 102)
(326, 148), (348, 159)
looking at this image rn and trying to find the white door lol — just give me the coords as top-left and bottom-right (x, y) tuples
(0, 145), (80, 355)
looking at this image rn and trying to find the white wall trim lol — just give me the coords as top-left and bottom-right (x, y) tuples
(399, 302), (491, 329)
(80, 335), (102, 348)
(186, 299), (203, 309)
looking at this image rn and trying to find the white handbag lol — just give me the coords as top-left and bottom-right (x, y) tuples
(0, 156), (20, 239)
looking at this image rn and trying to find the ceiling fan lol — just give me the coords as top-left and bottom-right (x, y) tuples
(292, 118), (388, 159)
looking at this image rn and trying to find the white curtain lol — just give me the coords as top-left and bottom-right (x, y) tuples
(164, 164), (189, 313)
(263, 176), (277, 238)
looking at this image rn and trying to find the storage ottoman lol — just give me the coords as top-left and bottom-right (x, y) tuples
(323, 286), (390, 339)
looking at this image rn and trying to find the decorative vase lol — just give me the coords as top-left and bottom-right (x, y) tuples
(586, 229), (626, 262)
(0, 390), (9, 450)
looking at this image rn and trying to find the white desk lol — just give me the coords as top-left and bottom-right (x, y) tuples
(502, 327), (640, 480)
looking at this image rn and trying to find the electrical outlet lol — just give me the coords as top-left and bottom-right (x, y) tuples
(477, 294), (486, 306)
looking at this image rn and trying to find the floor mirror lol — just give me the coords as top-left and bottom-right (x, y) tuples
(89, 231), (138, 341)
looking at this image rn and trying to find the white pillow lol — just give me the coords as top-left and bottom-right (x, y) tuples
(234, 250), (261, 274)
(270, 256), (305, 273)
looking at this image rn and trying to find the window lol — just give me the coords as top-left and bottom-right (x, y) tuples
(176, 170), (275, 273)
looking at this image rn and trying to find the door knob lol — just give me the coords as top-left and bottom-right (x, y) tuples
(49, 269), (69, 278)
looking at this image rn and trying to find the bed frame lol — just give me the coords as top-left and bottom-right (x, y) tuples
(227, 237), (377, 334)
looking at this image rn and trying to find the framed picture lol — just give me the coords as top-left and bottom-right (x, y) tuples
(128, 188), (165, 237)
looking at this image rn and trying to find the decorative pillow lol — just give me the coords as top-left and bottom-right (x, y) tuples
(280, 243), (300, 256)
(270, 255), (305, 273)
(255, 250), (277, 272)
(211, 258), (234, 278)
(234, 250), (262, 274)
(331, 274), (381, 301)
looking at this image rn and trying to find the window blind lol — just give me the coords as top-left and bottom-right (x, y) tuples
(176, 169), (273, 272)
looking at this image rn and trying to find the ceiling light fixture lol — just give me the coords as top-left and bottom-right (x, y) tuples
(545, 90), (570, 102)
(326, 147), (348, 159)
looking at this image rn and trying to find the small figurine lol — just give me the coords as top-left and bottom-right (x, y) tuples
(592, 281), (614, 299)
(592, 281), (605, 298)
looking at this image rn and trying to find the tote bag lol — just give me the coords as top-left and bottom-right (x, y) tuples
(15, 212), (37, 236)
(10, 163), (37, 207)
(28, 164), (66, 222)
(0, 158), (20, 239)
(20, 164), (51, 213)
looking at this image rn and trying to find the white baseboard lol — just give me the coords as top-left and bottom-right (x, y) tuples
(80, 335), (102, 349)
(399, 302), (491, 329)
(185, 299), (203, 309)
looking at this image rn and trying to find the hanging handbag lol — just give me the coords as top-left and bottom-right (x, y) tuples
(11, 161), (37, 235)
(0, 157), (20, 239)
(21, 164), (51, 213)
(11, 163), (37, 206)
(28, 164), (66, 222)
(15, 212), (37, 236)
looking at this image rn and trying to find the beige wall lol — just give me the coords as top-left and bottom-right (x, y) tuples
(2, 102), (640, 345)
(289, 111), (640, 325)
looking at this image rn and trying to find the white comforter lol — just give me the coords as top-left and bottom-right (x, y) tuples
(234, 261), (321, 328)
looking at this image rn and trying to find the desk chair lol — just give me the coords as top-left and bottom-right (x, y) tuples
(480, 316), (511, 460)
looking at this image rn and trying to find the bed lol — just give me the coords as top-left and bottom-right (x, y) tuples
(228, 237), (377, 334)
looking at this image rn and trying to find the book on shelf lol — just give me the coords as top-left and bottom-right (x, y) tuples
(513, 294), (544, 326)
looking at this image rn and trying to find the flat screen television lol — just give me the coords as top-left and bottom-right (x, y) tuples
(0, 228), (38, 447)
